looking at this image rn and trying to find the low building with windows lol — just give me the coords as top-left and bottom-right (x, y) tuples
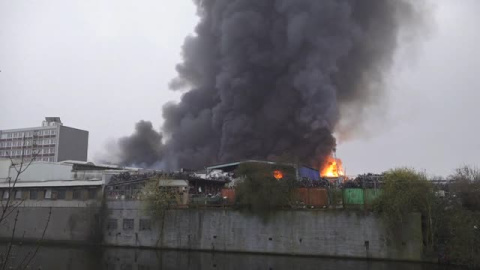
(0, 117), (88, 162)
(0, 159), (134, 206)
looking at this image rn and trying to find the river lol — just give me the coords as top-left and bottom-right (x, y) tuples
(1, 244), (466, 270)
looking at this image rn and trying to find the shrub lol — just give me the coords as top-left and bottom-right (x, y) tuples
(373, 168), (435, 244)
(142, 178), (179, 220)
(234, 162), (296, 215)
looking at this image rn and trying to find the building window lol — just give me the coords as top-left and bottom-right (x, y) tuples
(123, 219), (134, 231)
(73, 189), (82, 200)
(51, 130), (56, 135)
(1, 134), (7, 139)
(15, 191), (22, 200)
(30, 190), (38, 200)
(56, 189), (66, 200)
(107, 219), (118, 230)
(139, 219), (152, 231)
(3, 191), (9, 200)
(88, 189), (97, 200)
(44, 189), (52, 199)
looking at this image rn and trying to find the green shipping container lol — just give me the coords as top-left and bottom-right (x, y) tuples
(343, 189), (364, 205)
(343, 189), (383, 206)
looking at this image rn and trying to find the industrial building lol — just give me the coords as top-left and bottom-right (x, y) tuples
(0, 159), (135, 204)
(0, 117), (89, 162)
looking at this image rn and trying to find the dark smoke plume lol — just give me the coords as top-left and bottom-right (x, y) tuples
(116, 121), (163, 167)
(117, 0), (425, 169)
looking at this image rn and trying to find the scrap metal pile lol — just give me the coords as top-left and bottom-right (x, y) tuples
(342, 173), (384, 189)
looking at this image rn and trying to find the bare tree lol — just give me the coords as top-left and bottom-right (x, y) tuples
(0, 134), (51, 269)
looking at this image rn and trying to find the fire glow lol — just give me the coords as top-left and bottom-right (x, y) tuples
(273, 170), (284, 180)
(320, 156), (344, 178)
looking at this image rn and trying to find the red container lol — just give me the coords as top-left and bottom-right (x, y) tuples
(295, 188), (328, 207)
(221, 188), (236, 204)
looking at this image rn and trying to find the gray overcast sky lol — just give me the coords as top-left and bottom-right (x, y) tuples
(0, 0), (478, 177)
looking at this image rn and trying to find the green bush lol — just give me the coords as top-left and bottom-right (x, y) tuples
(373, 168), (435, 244)
(142, 179), (179, 220)
(234, 162), (296, 215)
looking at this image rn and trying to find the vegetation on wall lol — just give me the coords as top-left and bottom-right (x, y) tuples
(435, 166), (480, 267)
(373, 168), (435, 243)
(142, 178), (180, 220)
(373, 166), (480, 267)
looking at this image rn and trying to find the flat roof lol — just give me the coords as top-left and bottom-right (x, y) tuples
(0, 125), (87, 133)
(0, 180), (104, 188)
(0, 126), (59, 132)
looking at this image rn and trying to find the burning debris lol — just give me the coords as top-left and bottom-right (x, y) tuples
(320, 155), (345, 178)
(115, 0), (426, 170)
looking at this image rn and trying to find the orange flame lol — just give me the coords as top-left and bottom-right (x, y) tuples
(273, 170), (284, 180)
(320, 156), (344, 178)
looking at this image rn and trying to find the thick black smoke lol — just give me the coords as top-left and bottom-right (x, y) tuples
(117, 0), (425, 169)
(116, 121), (163, 167)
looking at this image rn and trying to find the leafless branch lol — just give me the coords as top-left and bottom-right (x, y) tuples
(18, 207), (52, 270)
(0, 134), (43, 269)
(1, 209), (19, 270)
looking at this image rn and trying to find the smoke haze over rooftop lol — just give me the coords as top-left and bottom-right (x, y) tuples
(0, 0), (479, 176)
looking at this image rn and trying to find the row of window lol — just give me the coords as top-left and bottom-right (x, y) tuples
(1, 157), (56, 162)
(0, 149), (55, 158)
(0, 129), (57, 139)
(1, 188), (98, 201)
(0, 139), (56, 148)
(107, 218), (152, 231)
(0, 147), (55, 155)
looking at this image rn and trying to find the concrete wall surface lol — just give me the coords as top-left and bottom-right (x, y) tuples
(0, 201), (423, 262)
(0, 204), (102, 243)
(105, 201), (423, 261)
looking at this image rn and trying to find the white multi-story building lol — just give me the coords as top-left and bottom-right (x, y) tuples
(0, 117), (88, 162)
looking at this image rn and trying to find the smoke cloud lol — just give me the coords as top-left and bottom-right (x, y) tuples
(116, 0), (426, 169)
(116, 121), (163, 167)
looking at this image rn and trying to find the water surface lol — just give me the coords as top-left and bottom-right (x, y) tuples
(2, 245), (465, 270)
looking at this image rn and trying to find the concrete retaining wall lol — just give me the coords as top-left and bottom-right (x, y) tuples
(105, 201), (423, 261)
(0, 201), (423, 261)
(0, 202), (102, 243)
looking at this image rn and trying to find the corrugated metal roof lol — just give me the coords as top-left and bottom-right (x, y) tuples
(206, 160), (280, 170)
(158, 179), (188, 187)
